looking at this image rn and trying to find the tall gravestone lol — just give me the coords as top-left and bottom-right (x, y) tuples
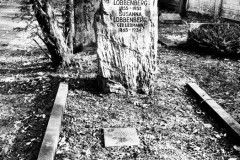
(94, 0), (158, 94)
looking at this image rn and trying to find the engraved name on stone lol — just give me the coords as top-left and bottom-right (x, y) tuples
(108, 0), (149, 33)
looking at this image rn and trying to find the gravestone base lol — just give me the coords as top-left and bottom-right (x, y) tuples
(97, 77), (126, 94)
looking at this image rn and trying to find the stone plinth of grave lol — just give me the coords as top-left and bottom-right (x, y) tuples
(104, 128), (140, 147)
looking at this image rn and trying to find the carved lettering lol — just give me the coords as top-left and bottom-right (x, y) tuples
(113, 0), (148, 6)
(112, 1), (148, 32)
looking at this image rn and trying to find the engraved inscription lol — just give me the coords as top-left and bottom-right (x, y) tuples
(112, 0), (149, 32)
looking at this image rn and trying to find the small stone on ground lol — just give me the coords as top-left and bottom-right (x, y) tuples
(159, 13), (182, 24)
(104, 128), (140, 147)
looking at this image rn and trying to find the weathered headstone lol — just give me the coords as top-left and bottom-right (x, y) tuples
(94, 0), (158, 94)
(104, 128), (140, 147)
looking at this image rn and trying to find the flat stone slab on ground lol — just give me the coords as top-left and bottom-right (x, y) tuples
(159, 13), (182, 24)
(104, 128), (140, 147)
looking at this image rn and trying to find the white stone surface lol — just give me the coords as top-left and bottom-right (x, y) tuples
(95, 0), (158, 94)
(104, 128), (140, 147)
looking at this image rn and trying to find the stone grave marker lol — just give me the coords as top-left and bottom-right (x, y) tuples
(94, 0), (158, 94)
(104, 128), (140, 147)
(159, 13), (182, 24)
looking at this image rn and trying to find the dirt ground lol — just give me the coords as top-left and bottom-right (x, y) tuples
(0, 4), (58, 160)
(1, 4), (240, 160)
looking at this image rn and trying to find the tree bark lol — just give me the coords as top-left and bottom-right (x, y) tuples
(214, 0), (222, 18)
(74, 0), (100, 48)
(33, 0), (72, 68)
(65, 0), (74, 53)
(177, 0), (187, 17)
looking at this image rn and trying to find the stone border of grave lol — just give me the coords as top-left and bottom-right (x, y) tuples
(37, 82), (68, 160)
(187, 83), (240, 143)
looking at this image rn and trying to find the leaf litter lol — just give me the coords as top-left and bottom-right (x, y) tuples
(56, 24), (239, 160)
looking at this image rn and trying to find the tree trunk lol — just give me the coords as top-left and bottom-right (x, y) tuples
(74, 0), (100, 48)
(65, 0), (74, 53)
(177, 0), (187, 17)
(33, 0), (72, 68)
(214, 0), (222, 18)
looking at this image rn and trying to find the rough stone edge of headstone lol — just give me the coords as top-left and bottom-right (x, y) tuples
(97, 76), (127, 94)
(187, 83), (240, 143)
(37, 82), (69, 160)
(97, 76), (152, 95)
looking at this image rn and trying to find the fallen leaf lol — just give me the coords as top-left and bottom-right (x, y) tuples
(233, 145), (240, 152)
(42, 114), (46, 119)
(86, 148), (91, 157)
(26, 142), (31, 145)
(204, 123), (212, 129)
(31, 138), (36, 142)
(192, 129), (198, 134)
(194, 147), (201, 151)
(23, 62), (31, 66)
(215, 134), (221, 139)
(221, 148), (226, 154)
(37, 72), (44, 76)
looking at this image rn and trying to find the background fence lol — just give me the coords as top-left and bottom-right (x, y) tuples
(221, 0), (240, 21)
(159, 0), (240, 21)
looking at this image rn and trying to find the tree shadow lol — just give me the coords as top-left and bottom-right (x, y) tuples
(68, 76), (101, 94)
(2, 74), (63, 159)
(185, 88), (240, 148)
(1, 64), (103, 159)
(165, 44), (240, 61)
(0, 62), (52, 76)
(0, 60), (60, 159)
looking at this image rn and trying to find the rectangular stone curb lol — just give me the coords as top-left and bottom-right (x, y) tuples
(37, 82), (68, 160)
(187, 83), (240, 142)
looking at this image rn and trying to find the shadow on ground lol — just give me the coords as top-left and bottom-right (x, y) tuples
(0, 57), (103, 159)
(0, 59), (58, 159)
